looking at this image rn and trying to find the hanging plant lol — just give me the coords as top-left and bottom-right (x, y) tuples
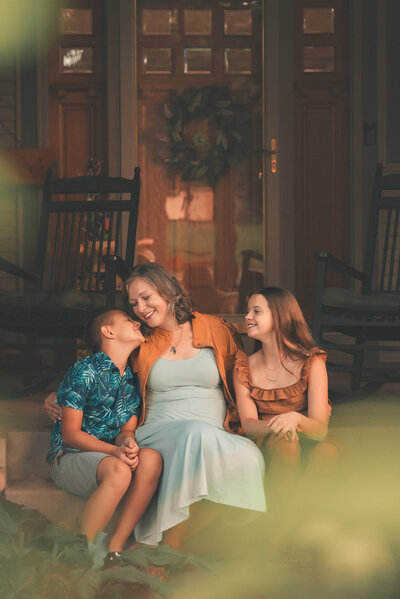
(155, 86), (248, 185)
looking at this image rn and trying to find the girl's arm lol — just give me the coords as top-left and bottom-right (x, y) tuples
(233, 368), (273, 439)
(61, 407), (138, 467)
(299, 355), (330, 440)
(269, 356), (329, 442)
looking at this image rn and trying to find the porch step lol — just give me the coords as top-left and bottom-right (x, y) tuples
(5, 480), (85, 525)
(6, 430), (51, 481)
(4, 429), (85, 526)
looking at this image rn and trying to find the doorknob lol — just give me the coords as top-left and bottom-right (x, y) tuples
(256, 139), (278, 173)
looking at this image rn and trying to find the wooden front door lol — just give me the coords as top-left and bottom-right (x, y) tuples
(136, 0), (263, 314)
(294, 0), (350, 320)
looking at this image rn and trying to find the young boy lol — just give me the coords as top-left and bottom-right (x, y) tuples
(46, 309), (162, 563)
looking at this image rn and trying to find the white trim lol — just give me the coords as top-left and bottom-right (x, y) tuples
(35, 13), (49, 148)
(351, 0), (364, 270)
(377, 0), (400, 173)
(377, 0), (386, 166)
(106, 0), (137, 178)
(119, 0), (137, 178)
(106, 0), (121, 176)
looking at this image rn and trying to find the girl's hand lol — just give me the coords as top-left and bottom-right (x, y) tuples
(43, 391), (61, 422)
(268, 412), (302, 442)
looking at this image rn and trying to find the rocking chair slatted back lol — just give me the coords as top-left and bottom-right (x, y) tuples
(364, 166), (400, 293)
(312, 164), (400, 391)
(38, 168), (140, 294)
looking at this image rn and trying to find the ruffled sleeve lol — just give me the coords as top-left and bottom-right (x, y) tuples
(300, 348), (327, 381)
(233, 349), (251, 390)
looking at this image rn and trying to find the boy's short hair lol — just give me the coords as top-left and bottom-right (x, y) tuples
(86, 309), (125, 353)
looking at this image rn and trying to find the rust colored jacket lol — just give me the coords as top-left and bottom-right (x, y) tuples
(131, 312), (243, 434)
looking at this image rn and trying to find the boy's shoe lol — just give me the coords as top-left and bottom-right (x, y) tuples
(88, 531), (109, 570)
(103, 551), (122, 569)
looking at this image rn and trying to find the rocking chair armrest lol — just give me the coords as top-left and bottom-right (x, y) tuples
(314, 252), (367, 282)
(0, 256), (40, 282)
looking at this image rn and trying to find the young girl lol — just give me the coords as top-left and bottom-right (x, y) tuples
(233, 287), (335, 481)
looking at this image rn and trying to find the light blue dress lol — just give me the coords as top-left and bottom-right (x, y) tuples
(134, 348), (266, 545)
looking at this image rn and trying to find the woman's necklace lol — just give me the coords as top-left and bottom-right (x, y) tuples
(169, 325), (184, 354)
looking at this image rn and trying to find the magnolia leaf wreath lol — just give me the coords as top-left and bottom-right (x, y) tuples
(155, 86), (248, 184)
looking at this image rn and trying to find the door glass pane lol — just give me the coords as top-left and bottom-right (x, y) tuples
(184, 10), (212, 35)
(59, 9), (93, 35)
(224, 10), (252, 35)
(137, 0), (263, 314)
(184, 48), (212, 74)
(225, 48), (252, 74)
(143, 48), (172, 74)
(61, 47), (93, 73)
(303, 46), (334, 72)
(303, 8), (335, 34)
(142, 9), (172, 35)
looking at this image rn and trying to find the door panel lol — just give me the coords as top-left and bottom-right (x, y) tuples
(294, 0), (350, 320)
(136, 0), (263, 314)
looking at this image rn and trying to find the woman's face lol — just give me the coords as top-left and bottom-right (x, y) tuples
(127, 277), (171, 329)
(245, 294), (275, 339)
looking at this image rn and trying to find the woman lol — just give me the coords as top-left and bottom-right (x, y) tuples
(45, 263), (266, 548)
(124, 263), (266, 547)
(233, 287), (335, 483)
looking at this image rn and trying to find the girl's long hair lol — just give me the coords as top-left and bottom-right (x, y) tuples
(124, 263), (195, 334)
(251, 287), (317, 361)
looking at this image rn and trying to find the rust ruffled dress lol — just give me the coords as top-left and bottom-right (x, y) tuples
(234, 348), (328, 425)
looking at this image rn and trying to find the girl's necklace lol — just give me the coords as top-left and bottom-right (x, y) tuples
(262, 357), (283, 382)
(169, 325), (184, 354)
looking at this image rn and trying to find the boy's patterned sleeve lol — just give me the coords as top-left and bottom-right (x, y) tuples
(57, 361), (94, 411)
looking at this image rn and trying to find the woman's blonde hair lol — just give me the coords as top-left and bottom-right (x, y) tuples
(251, 286), (316, 361)
(124, 263), (195, 332)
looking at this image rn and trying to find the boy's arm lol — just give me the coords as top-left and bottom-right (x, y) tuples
(61, 407), (137, 467)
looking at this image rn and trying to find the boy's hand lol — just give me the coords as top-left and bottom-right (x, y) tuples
(122, 437), (139, 459)
(44, 391), (61, 422)
(112, 445), (138, 470)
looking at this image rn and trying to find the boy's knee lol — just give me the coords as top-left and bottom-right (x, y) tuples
(138, 447), (163, 477)
(98, 456), (132, 488)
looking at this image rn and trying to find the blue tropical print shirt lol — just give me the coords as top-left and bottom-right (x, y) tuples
(47, 351), (142, 464)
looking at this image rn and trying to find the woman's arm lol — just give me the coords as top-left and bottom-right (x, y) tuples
(44, 391), (61, 422)
(233, 368), (273, 439)
(61, 408), (138, 467)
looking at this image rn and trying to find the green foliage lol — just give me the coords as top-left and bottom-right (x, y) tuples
(0, 497), (214, 599)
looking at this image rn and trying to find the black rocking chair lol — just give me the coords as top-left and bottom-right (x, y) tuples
(0, 167), (141, 393)
(312, 164), (400, 391)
